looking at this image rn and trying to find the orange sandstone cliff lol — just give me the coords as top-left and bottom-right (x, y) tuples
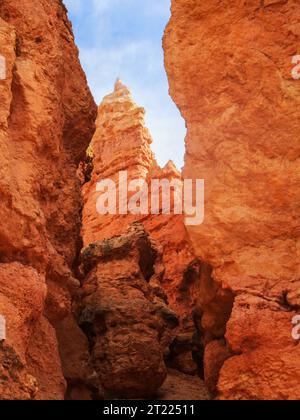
(164, 0), (300, 400)
(0, 0), (97, 399)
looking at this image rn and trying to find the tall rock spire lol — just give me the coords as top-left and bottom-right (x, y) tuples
(114, 77), (131, 95)
(90, 79), (154, 182)
(81, 81), (199, 363)
(80, 81), (205, 394)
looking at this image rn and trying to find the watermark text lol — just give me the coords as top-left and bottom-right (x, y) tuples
(0, 55), (6, 80)
(291, 55), (300, 80)
(96, 171), (205, 226)
(292, 315), (300, 341)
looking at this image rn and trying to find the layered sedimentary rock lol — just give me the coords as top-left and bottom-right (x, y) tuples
(81, 80), (201, 377)
(164, 0), (300, 399)
(0, 0), (96, 399)
(78, 223), (179, 399)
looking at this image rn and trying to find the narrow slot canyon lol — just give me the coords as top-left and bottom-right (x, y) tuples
(74, 79), (214, 400)
(0, 0), (299, 402)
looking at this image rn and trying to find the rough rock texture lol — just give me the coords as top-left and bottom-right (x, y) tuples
(78, 223), (179, 399)
(157, 369), (210, 401)
(81, 80), (201, 376)
(0, 0), (96, 399)
(0, 263), (58, 400)
(164, 0), (300, 400)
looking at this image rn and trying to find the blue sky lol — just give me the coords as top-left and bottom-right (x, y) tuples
(63, 0), (185, 169)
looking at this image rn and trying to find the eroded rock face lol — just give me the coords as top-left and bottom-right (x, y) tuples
(0, 0), (96, 399)
(0, 263), (64, 400)
(157, 369), (210, 401)
(81, 81), (201, 377)
(164, 0), (300, 399)
(78, 223), (179, 399)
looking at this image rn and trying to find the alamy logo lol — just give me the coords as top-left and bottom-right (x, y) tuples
(95, 171), (205, 226)
(0, 315), (6, 341)
(292, 315), (300, 341)
(291, 55), (300, 80)
(0, 55), (6, 80)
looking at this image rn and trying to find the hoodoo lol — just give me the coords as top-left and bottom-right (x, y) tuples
(79, 80), (210, 399)
(81, 80), (201, 341)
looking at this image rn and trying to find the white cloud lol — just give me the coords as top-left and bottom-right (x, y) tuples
(91, 0), (118, 15)
(79, 40), (151, 100)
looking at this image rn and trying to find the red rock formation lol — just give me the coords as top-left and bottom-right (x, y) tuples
(81, 78), (155, 245)
(0, 0), (96, 399)
(164, 0), (300, 400)
(81, 80), (202, 378)
(78, 223), (179, 399)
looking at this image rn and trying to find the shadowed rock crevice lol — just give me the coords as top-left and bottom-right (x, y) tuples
(189, 262), (235, 395)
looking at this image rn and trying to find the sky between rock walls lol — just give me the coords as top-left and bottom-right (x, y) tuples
(63, 0), (186, 169)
